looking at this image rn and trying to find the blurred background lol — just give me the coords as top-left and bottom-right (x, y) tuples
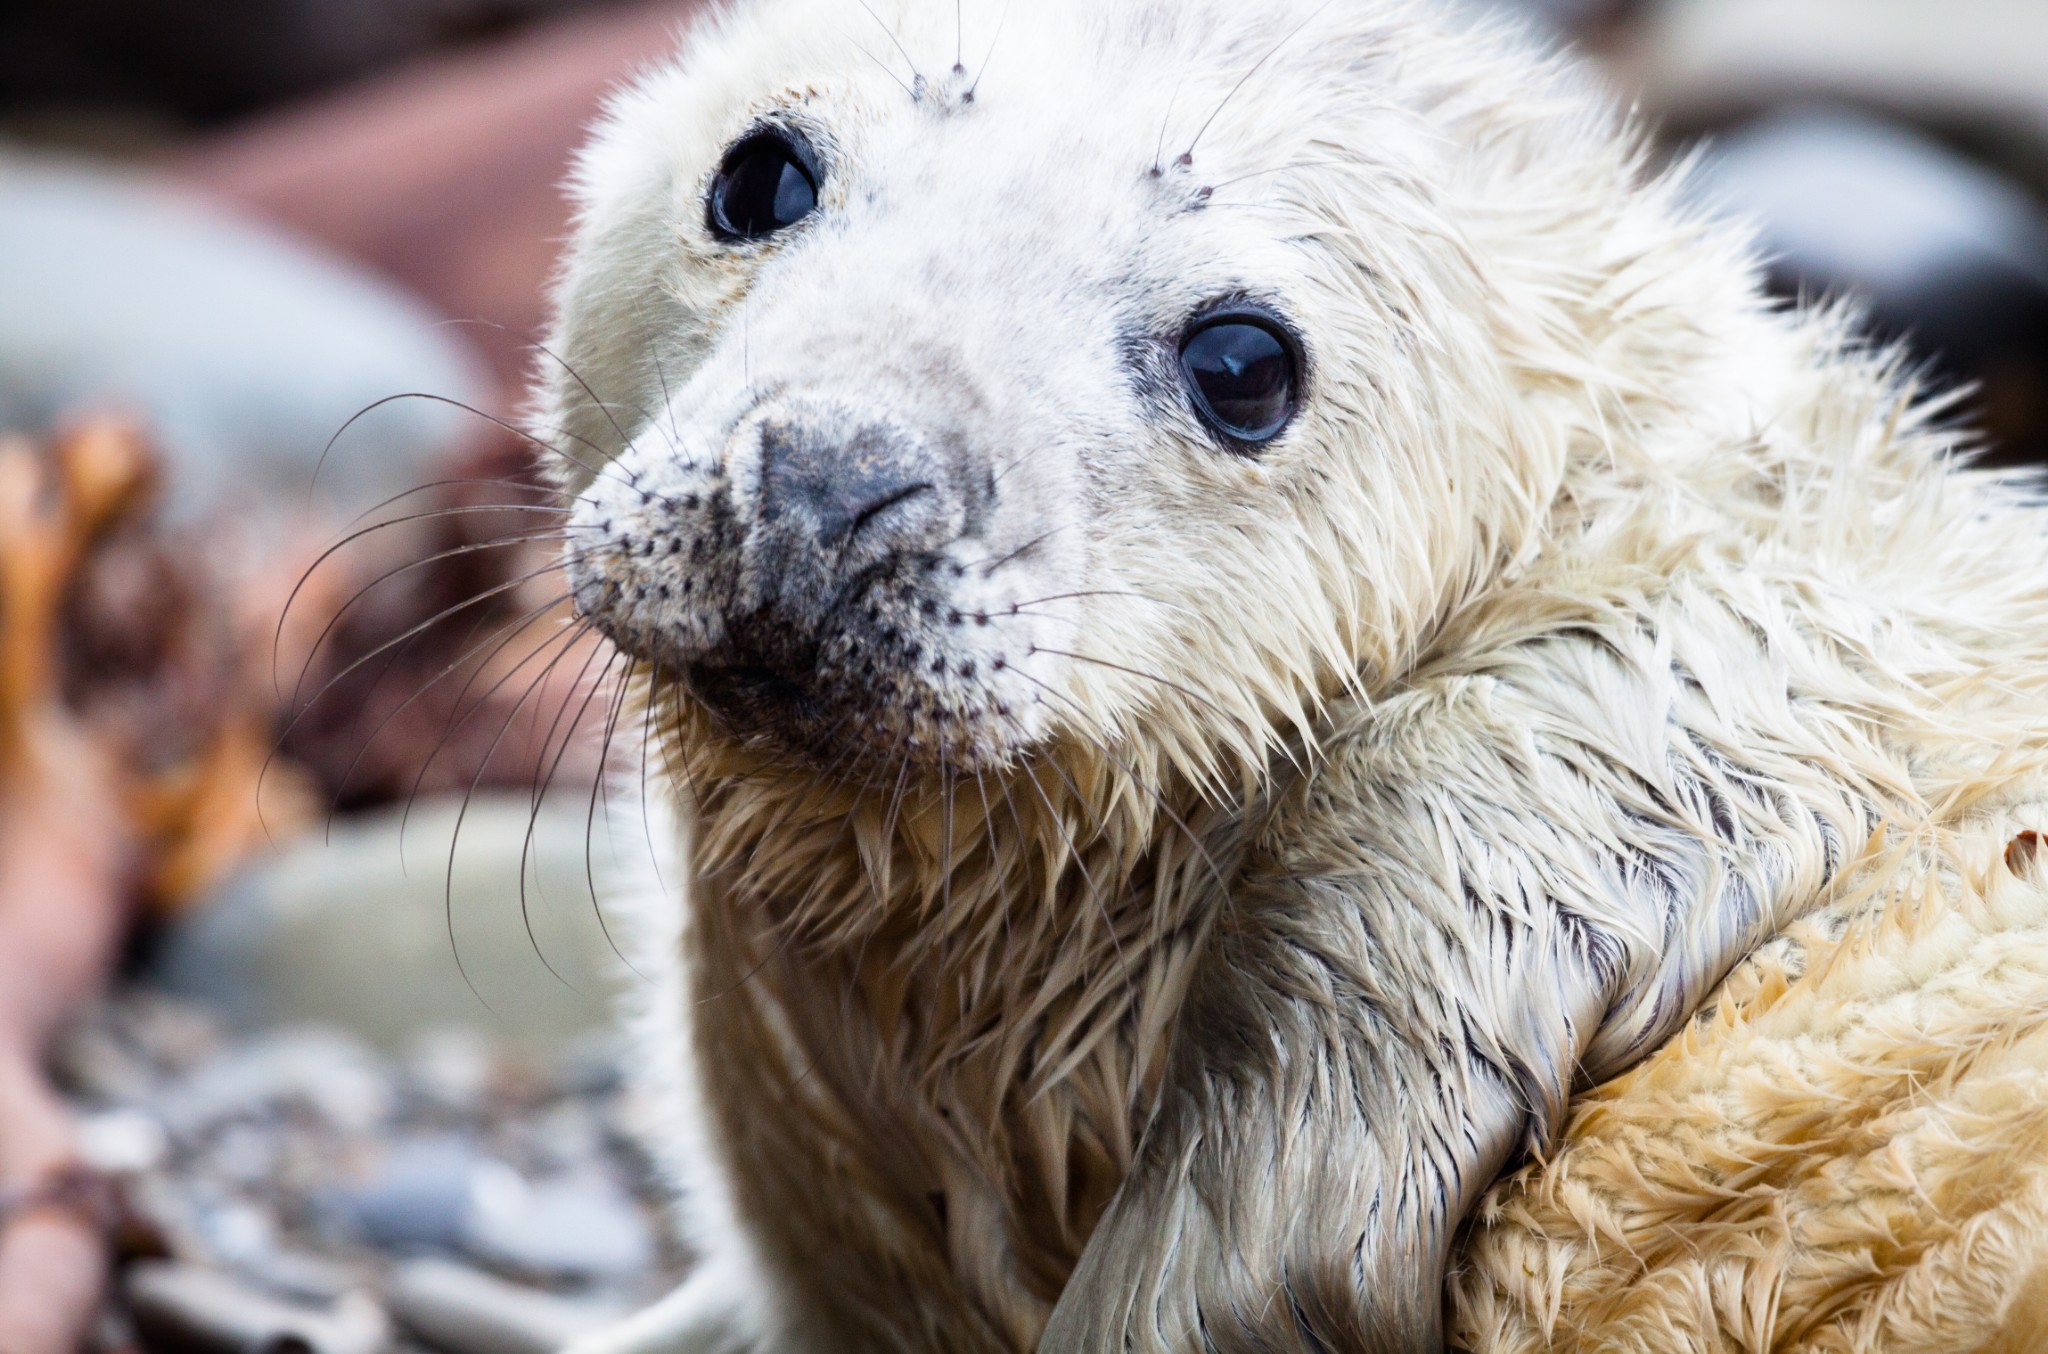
(0, 1), (2044, 1351)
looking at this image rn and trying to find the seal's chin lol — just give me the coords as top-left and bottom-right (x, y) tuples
(680, 656), (1026, 778)
(684, 662), (829, 750)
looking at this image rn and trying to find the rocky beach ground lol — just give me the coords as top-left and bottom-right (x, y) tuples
(59, 798), (685, 1354)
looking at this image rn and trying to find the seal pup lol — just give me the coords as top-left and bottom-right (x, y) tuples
(535, 0), (2048, 1347)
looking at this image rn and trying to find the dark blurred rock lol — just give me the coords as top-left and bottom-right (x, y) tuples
(1694, 110), (2048, 464)
(0, 0), (637, 128)
(1466, 0), (1647, 41)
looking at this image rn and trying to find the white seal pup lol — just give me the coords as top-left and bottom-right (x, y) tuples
(534, 0), (2048, 1348)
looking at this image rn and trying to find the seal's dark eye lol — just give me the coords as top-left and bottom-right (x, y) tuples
(1178, 313), (1300, 447)
(709, 130), (819, 242)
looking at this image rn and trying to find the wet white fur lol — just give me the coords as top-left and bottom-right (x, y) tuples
(537, 0), (2048, 1349)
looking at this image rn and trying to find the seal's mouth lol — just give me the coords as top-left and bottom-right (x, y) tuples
(686, 662), (814, 729)
(675, 602), (995, 773)
(681, 643), (837, 758)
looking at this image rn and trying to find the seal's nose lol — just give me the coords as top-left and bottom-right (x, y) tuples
(753, 418), (950, 571)
(760, 424), (935, 554)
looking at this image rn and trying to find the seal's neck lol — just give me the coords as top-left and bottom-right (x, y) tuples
(656, 685), (1242, 1076)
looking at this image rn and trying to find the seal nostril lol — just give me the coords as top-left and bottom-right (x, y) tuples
(846, 481), (936, 548)
(757, 423), (945, 557)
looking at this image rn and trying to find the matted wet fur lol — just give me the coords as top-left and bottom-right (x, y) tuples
(527, 0), (2048, 1348)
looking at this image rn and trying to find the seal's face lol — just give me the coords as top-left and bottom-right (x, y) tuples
(551, 0), (1570, 779)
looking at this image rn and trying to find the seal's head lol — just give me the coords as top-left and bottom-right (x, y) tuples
(545, 0), (1611, 784)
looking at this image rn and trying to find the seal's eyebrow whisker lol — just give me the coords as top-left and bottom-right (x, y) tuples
(1204, 157), (1351, 193)
(1180, 0), (1339, 166)
(851, 0), (924, 84)
(653, 356), (692, 466)
(962, 0), (1014, 101)
(1152, 75), (1190, 177)
(853, 40), (919, 100)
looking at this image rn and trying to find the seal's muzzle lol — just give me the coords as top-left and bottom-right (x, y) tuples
(740, 412), (956, 629)
(569, 388), (1031, 766)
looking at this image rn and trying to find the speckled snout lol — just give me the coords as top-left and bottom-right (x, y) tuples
(567, 395), (1050, 769)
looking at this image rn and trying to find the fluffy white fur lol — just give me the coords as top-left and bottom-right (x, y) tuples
(532, 0), (2048, 1348)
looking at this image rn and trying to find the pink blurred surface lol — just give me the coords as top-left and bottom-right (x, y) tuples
(176, 1), (702, 394)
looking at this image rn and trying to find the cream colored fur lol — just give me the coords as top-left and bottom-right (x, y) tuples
(532, 0), (2048, 1349)
(1452, 815), (2048, 1353)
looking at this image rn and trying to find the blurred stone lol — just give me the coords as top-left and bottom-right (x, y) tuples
(58, 983), (688, 1310)
(1693, 110), (2048, 462)
(386, 1259), (622, 1354)
(75, 1107), (171, 1175)
(547, 1032), (627, 1101)
(515, 1100), (607, 1175)
(235, 1250), (365, 1310)
(125, 1262), (387, 1354)
(205, 1122), (286, 1188)
(404, 1029), (498, 1115)
(321, 1136), (490, 1253)
(59, 985), (687, 1335)
(0, 154), (489, 525)
(148, 795), (651, 1054)
(321, 1134), (653, 1282)
(157, 1028), (392, 1136)
(462, 1166), (655, 1282)
(191, 1200), (285, 1273)
(1629, 0), (2048, 136)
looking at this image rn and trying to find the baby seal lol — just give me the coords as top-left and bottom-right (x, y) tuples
(535, 0), (2048, 1348)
